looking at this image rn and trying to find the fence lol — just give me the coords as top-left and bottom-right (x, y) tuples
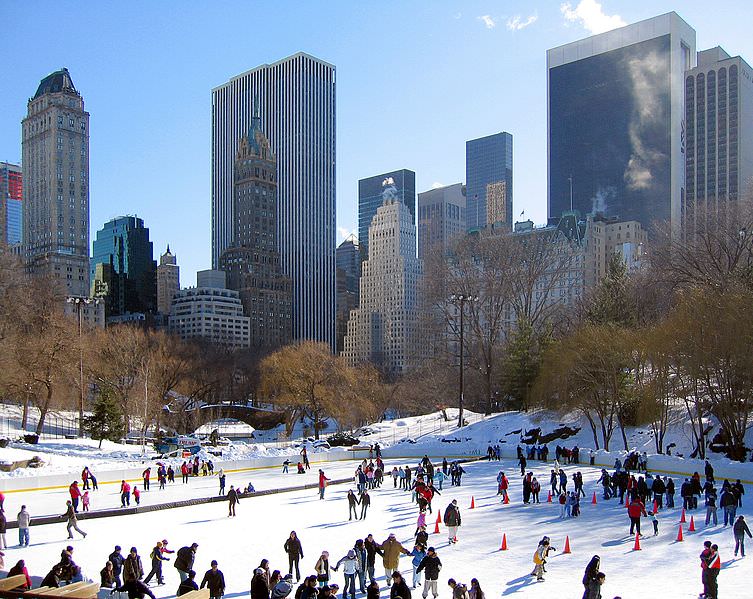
(0, 404), (79, 440)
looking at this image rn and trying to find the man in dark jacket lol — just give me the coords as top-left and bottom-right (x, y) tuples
(443, 500), (461, 544)
(416, 547), (441, 599)
(201, 560), (226, 599)
(733, 515), (752, 557)
(175, 543), (198, 582)
(109, 546), (125, 587)
(227, 486), (240, 517)
(364, 534), (381, 585)
(389, 571), (411, 599)
(124, 547), (144, 582)
(652, 475), (666, 509)
(177, 570), (199, 597)
(111, 579), (156, 599)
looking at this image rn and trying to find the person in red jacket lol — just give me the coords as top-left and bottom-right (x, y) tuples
(120, 480), (131, 508)
(81, 467), (90, 491)
(69, 481), (82, 512)
(319, 470), (330, 500)
(627, 497), (647, 536)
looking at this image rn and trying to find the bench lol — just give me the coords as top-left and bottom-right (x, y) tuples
(29, 582), (99, 599)
(180, 588), (210, 599)
(0, 577), (29, 592)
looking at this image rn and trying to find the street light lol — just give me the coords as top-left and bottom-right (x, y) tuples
(450, 294), (479, 428)
(66, 296), (100, 437)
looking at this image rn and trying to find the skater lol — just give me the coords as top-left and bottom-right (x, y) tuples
(443, 499), (461, 544)
(121, 480), (131, 507)
(175, 543), (199, 582)
(354, 539), (368, 593)
(110, 546), (125, 587)
(133, 486), (141, 505)
(62, 500), (87, 539)
(733, 515), (752, 557)
(82, 491), (90, 512)
(649, 511), (659, 536)
(177, 570), (199, 597)
(284, 531), (303, 582)
(0, 509), (6, 550)
(282, 459), (291, 474)
(627, 496), (647, 536)
(364, 534), (379, 585)
(81, 467), (91, 491)
(227, 485), (240, 517)
(142, 468), (151, 491)
(347, 490), (359, 521)
(333, 549), (360, 599)
(379, 533), (410, 583)
(69, 481), (82, 512)
(705, 488), (718, 526)
(531, 538), (552, 581)
(699, 540), (712, 598)
(144, 541), (170, 586)
(703, 544), (721, 599)
(360, 490), (371, 520)
(315, 551), (331, 588)
(582, 555), (600, 594)
(219, 470), (226, 495)
(318, 470), (330, 500)
(301, 447), (310, 470)
(181, 462), (190, 484)
(124, 547), (144, 582)
(390, 571), (411, 599)
(409, 543), (426, 590)
(518, 455), (527, 476)
(200, 560), (226, 599)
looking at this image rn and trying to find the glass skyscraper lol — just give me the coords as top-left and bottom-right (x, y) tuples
(547, 12), (695, 231)
(466, 132), (513, 231)
(358, 169), (415, 261)
(212, 52), (336, 347)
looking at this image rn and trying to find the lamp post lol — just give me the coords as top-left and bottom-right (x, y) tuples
(450, 294), (478, 428)
(66, 296), (100, 437)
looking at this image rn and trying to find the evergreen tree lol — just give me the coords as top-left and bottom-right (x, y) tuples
(585, 253), (635, 326)
(84, 388), (125, 448)
(500, 320), (551, 411)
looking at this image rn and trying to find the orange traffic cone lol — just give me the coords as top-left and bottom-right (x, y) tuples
(592, 492), (597, 505)
(503, 494), (510, 504)
(500, 533), (508, 551)
(470, 496), (475, 509)
(680, 509), (686, 523)
(434, 513), (441, 534)
(653, 499), (658, 514)
(563, 535), (572, 554)
(689, 516), (696, 532)
(633, 533), (641, 551)
(676, 524), (684, 542)
(547, 491), (552, 503)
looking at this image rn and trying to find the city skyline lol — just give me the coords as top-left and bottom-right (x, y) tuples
(3, 2), (753, 284)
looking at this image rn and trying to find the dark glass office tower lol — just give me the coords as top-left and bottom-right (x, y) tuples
(358, 169), (415, 261)
(466, 132), (513, 231)
(547, 12), (695, 231)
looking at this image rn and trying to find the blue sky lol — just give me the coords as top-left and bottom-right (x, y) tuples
(2, 0), (752, 286)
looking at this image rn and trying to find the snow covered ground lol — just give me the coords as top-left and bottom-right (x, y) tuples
(0, 457), (749, 598)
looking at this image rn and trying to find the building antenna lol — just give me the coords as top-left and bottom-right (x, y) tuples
(568, 175), (573, 212)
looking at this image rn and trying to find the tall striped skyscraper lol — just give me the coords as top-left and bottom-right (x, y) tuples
(212, 52), (336, 347)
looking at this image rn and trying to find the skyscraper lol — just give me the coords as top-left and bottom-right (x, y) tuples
(0, 162), (22, 246)
(466, 132), (513, 231)
(417, 183), (466, 259)
(358, 169), (415, 261)
(212, 53), (336, 347)
(91, 216), (156, 317)
(22, 68), (90, 296)
(548, 12), (696, 231)
(342, 182), (423, 376)
(157, 246), (179, 315)
(219, 110), (292, 349)
(685, 47), (753, 225)
(335, 235), (360, 354)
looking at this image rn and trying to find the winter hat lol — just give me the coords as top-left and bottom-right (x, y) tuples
(428, 547), (435, 553)
(254, 569), (264, 576)
(130, 547), (138, 553)
(322, 551), (329, 558)
(347, 550), (355, 559)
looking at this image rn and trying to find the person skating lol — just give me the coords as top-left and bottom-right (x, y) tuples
(124, 547), (145, 582)
(319, 470), (330, 500)
(302, 447), (310, 469)
(703, 544), (721, 599)
(531, 538), (553, 581)
(133, 485), (141, 505)
(389, 571), (411, 599)
(627, 497), (647, 536)
(705, 488), (718, 526)
(111, 578), (157, 599)
(353, 539), (368, 593)
(416, 546), (441, 599)
(582, 555), (600, 594)
(409, 543), (426, 590)
(284, 531), (303, 582)
(733, 515), (752, 557)
(16, 505), (30, 547)
(144, 541), (170, 586)
(109, 545), (125, 586)
(175, 543), (199, 582)
(62, 500), (86, 539)
(333, 549), (360, 599)
(364, 534), (380, 585)
(443, 499), (461, 544)
(69, 481), (82, 512)
(315, 551), (331, 588)
(379, 533), (410, 584)
(201, 560), (226, 599)
(649, 511), (659, 536)
(227, 485), (240, 517)
(359, 490), (371, 520)
(177, 570), (199, 597)
(142, 468), (151, 491)
(219, 470), (226, 495)
(518, 455), (527, 477)
(699, 540), (712, 598)
(347, 490), (359, 521)
(121, 480), (131, 507)
(82, 491), (90, 512)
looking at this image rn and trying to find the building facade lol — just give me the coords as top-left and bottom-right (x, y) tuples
(219, 112), (292, 349)
(22, 68), (90, 296)
(169, 270), (251, 348)
(466, 132), (513, 231)
(417, 183), (466, 259)
(91, 216), (156, 318)
(548, 12), (696, 232)
(685, 47), (753, 227)
(157, 246), (179, 315)
(358, 169), (415, 261)
(335, 235), (360, 354)
(342, 183), (423, 376)
(0, 162), (22, 247)
(212, 53), (336, 347)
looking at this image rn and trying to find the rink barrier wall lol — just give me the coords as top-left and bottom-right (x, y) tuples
(1, 456), (482, 529)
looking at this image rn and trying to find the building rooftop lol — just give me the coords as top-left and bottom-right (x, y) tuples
(33, 68), (77, 99)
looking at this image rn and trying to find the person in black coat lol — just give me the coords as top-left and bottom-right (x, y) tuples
(284, 531), (303, 582)
(252, 567), (271, 599)
(175, 543), (198, 582)
(227, 486), (240, 517)
(201, 560), (226, 599)
(415, 547), (442, 599)
(389, 571), (411, 599)
(582, 555), (600, 591)
(109, 546), (125, 587)
(111, 579), (156, 599)
(177, 570), (198, 597)
(41, 565), (63, 588)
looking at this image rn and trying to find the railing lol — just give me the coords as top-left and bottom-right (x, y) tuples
(0, 410), (79, 440)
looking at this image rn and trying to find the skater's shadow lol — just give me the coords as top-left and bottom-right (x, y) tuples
(503, 575), (538, 594)
(310, 522), (352, 529)
(184, 519), (216, 524)
(721, 559), (736, 569)
(601, 538), (630, 547)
